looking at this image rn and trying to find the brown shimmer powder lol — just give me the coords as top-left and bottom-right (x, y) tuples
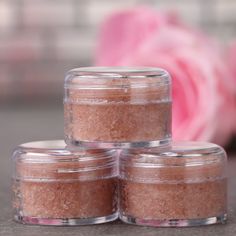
(14, 178), (117, 219)
(12, 142), (118, 224)
(119, 143), (227, 224)
(65, 102), (171, 142)
(64, 68), (171, 145)
(119, 179), (226, 220)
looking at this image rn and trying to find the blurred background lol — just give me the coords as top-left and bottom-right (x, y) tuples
(1, 0), (236, 105)
(0, 0), (236, 152)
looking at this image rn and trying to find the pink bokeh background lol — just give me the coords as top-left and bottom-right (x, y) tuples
(96, 7), (236, 145)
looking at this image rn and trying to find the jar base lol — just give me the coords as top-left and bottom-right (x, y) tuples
(119, 214), (227, 227)
(67, 138), (171, 149)
(14, 212), (118, 226)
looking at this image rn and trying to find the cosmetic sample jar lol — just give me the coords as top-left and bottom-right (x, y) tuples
(64, 67), (171, 148)
(119, 141), (227, 227)
(12, 140), (118, 226)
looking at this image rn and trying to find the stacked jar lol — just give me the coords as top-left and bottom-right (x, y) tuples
(12, 141), (118, 226)
(12, 67), (227, 227)
(64, 67), (172, 148)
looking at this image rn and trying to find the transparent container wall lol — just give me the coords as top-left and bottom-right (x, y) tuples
(12, 140), (118, 226)
(119, 142), (227, 227)
(13, 178), (118, 226)
(64, 67), (172, 149)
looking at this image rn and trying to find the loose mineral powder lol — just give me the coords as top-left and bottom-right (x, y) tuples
(12, 140), (118, 226)
(64, 67), (171, 148)
(119, 141), (227, 227)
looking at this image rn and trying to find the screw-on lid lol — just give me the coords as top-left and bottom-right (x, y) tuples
(65, 67), (170, 89)
(12, 140), (117, 181)
(64, 67), (171, 104)
(120, 141), (227, 183)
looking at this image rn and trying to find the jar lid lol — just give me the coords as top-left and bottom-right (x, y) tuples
(120, 141), (227, 183)
(13, 140), (117, 181)
(64, 67), (171, 104)
(65, 67), (170, 89)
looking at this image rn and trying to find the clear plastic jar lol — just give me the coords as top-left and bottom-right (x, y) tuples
(119, 141), (227, 227)
(64, 67), (171, 148)
(12, 140), (118, 226)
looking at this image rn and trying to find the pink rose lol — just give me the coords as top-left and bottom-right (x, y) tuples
(227, 42), (236, 135)
(96, 7), (236, 145)
(96, 7), (178, 66)
(228, 42), (236, 89)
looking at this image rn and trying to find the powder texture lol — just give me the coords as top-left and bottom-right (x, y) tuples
(119, 152), (227, 221)
(14, 178), (117, 219)
(119, 178), (227, 220)
(13, 149), (118, 220)
(65, 102), (171, 142)
(64, 82), (171, 144)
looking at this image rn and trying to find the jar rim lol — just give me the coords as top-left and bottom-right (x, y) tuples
(13, 140), (116, 163)
(68, 66), (167, 75)
(12, 140), (118, 180)
(65, 67), (171, 89)
(120, 141), (227, 168)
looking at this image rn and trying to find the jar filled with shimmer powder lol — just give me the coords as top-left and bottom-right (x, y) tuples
(12, 140), (118, 226)
(64, 67), (171, 148)
(119, 141), (227, 227)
